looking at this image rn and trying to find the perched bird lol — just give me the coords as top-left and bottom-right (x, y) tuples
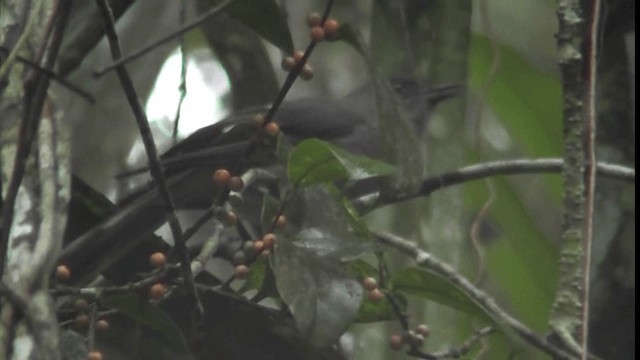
(59, 78), (460, 284)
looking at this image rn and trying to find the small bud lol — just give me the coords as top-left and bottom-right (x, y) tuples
(251, 113), (266, 127)
(292, 50), (305, 63)
(242, 241), (256, 255)
(254, 240), (265, 253)
(259, 249), (271, 259)
(224, 211), (238, 226)
(73, 298), (89, 311)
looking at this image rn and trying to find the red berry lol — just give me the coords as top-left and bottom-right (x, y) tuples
(292, 50), (305, 63)
(56, 265), (71, 281)
(362, 277), (378, 291)
(264, 122), (280, 136)
(368, 288), (384, 302)
(262, 233), (276, 250)
(149, 283), (166, 300)
(213, 169), (231, 186)
(310, 26), (325, 42)
(323, 19), (340, 38)
(149, 252), (167, 268)
(306, 12), (321, 28)
(389, 334), (404, 350)
(224, 211), (238, 226)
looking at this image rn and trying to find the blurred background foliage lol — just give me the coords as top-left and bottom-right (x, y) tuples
(50, 0), (634, 359)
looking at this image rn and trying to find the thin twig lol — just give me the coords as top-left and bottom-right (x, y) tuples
(0, 47), (95, 102)
(429, 327), (496, 359)
(374, 231), (576, 359)
(172, 0), (189, 141)
(94, 0), (201, 315)
(94, 0), (234, 77)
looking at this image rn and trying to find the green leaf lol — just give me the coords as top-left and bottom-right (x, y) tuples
(239, 257), (267, 294)
(288, 139), (395, 187)
(391, 267), (492, 323)
(102, 294), (189, 353)
(204, 0), (293, 54)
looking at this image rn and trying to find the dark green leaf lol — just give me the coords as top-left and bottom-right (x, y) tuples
(288, 139), (395, 187)
(205, 0), (293, 54)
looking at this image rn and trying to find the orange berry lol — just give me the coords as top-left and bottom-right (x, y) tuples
(234, 264), (250, 279)
(368, 288), (384, 302)
(87, 351), (103, 360)
(56, 265), (71, 281)
(262, 233), (276, 250)
(96, 319), (109, 331)
(213, 169), (231, 186)
(416, 324), (430, 337)
(323, 19), (340, 38)
(264, 122), (280, 136)
(281, 57), (295, 71)
(292, 50), (305, 63)
(389, 334), (404, 351)
(310, 26), (325, 41)
(362, 277), (378, 291)
(74, 313), (90, 328)
(301, 63), (314, 80)
(228, 176), (244, 192)
(306, 12), (321, 28)
(149, 252), (167, 268)
(274, 215), (287, 228)
(254, 240), (265, 252)
(149, 283), (166, 300)
(259, 249), (271, 259)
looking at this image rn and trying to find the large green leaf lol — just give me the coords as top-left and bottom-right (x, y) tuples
(391, 267), (492, 323)
(469, 35), (563, 198)
(288, 139), (395, 188)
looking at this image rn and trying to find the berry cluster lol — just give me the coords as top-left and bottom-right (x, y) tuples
(388, 324), (431, 351)
(361, 276), (384, 302)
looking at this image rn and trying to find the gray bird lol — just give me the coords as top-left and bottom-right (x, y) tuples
(60, 78), (460, 284)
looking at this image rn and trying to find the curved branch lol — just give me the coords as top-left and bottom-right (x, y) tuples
(375, 231), (578, 359)
(373, 158), (634, 209)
